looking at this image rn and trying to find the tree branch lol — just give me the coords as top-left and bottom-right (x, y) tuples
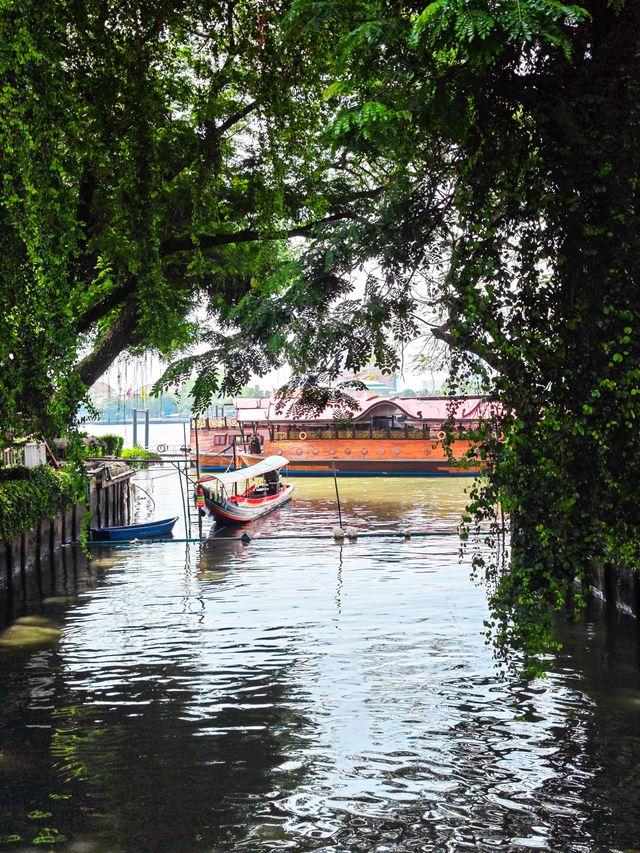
(77, 199), (381, 333)
(431, 324), (505, 375)
(217, 100), (258, 135)
(76, 281), (132, 332)
(76, 308), (141, 388)
(160, 210), (356, 256)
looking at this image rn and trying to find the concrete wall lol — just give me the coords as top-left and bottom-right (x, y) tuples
(0, 463), (134, 593)
(591, 562), (640, 619)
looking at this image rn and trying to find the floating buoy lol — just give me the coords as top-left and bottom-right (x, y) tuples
(333, 526), (345, 541)
(402, 529), (412, 539)
(346, 526), (358, 540)
(241, 532), (252, 544)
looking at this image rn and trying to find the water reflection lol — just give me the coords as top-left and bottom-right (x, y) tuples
(0, 478), (638, 851)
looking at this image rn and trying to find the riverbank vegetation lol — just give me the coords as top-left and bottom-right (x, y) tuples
(0, 466), (84, 543)
(2, 0), (638, 671)
(120, 446), (162, 468)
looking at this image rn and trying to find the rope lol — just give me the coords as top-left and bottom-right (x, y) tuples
(80, 528), (499, 547)
(131, 483), (156, 512)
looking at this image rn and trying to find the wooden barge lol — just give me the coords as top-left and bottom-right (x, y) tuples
(192, 396), (493, 476)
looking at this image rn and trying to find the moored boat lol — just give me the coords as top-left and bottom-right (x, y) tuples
(192, 395), (494, 476)
(196, 455), (294, 525)
(90, 516), (179, 540)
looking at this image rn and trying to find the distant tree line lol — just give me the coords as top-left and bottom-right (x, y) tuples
(81, 381), (269, 421)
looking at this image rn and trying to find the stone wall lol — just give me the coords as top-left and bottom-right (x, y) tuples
(0, 462), (134, 593)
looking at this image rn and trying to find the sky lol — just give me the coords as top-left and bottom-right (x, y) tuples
(98, 352), (445, 397)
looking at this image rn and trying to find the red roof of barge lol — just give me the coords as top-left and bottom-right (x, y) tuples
(232, 395), (497, 424)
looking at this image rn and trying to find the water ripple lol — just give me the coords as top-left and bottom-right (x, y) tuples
(0, 478), (638, 851)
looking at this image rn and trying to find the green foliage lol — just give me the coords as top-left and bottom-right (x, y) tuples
(100, 434), (124, 456)
(2, 0), (416, 433)
(0, 0), (85, 443)
(278, 0), (640, 673)
(410, 0), (589, 61)
(5, 0), (640, 675)
(0, 465), (84, 542)
(1, 0), (346, 437)
(120, 446), (161, 469)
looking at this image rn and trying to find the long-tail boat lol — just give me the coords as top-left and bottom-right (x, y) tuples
(196, 455), (294, 525)
(192, 395), (494, 477)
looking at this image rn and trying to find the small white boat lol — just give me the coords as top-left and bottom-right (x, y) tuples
(195, 455), (294, 526)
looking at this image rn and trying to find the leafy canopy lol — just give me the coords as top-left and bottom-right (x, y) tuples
(4, 0), (640, 673)
(278, 0), (640, 672)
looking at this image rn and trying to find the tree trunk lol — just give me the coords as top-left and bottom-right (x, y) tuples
(76, 309), (141, 388)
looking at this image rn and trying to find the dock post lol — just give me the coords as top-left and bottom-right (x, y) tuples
(331, 461), (343, 528)
(194, 418), (201, 481)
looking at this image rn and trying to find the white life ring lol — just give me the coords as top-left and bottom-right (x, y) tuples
(157, 443), (168, 452)
(298, 431), (307, 440)
(437, 430), (446, 441)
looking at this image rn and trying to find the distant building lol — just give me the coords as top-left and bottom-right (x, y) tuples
(338, 364), (397, 397)
(88, 381), (115, 403)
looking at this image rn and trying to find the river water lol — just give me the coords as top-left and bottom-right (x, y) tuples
(1, 453), (640, 851)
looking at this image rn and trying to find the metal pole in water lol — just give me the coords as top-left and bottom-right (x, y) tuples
(331, 460), (343, 528)
(178, 458), (189, 538)
(194, 417), (201, 480)
(180, 420), (190, 535)
(232, 436), (238, 496)
(193, 418), (202, 538)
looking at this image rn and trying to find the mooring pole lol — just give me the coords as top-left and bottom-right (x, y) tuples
(177, 458), (189, 538)
(331, 460), (343, 528)
(232, 437), (238, 496)
(194, 417), (201, 480)
(193, 418), (202, 538)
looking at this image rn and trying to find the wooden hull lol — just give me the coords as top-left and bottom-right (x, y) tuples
(195, 433), (480, 477)
(203, 483), (295, 525)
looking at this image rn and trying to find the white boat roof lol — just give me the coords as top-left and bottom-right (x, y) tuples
(198, 455), (289, 487)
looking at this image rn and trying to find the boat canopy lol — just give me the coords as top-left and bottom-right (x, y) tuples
(231, 395), (498, 425)
(197, 455), (289, 487)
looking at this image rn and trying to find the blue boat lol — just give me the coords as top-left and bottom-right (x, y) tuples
(90, 516), (179, 541)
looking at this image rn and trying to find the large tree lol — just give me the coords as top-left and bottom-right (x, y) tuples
(1, 0), (379, 436)
(267, 0), (640, 670)
(5, 0), (640, 669)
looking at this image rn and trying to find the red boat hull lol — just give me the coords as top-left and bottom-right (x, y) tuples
(203, 483), (295, 525)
